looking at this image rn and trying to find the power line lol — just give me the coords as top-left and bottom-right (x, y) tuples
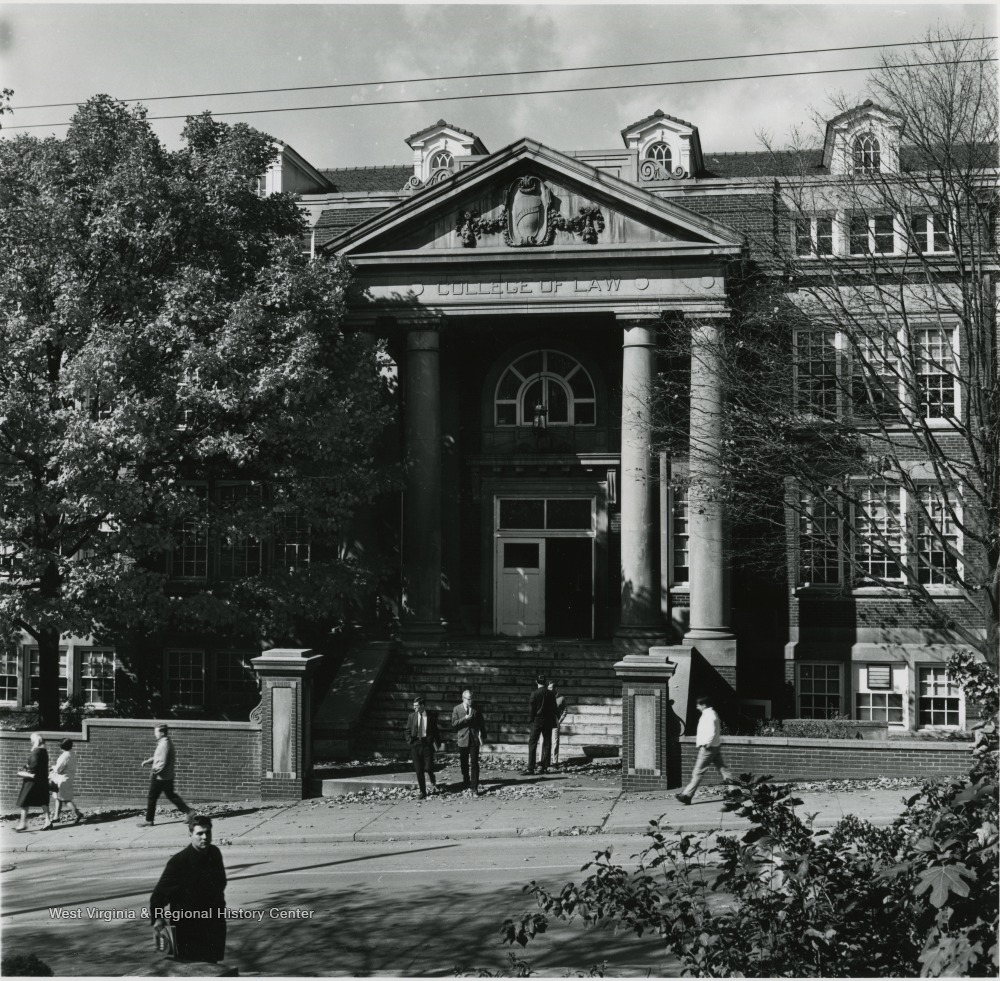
(4, 57), (995, 132)
(11, 36), (997, 111)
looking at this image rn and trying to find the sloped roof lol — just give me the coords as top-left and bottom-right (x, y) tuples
(700, 149), (827, 178)
(317, 165), (413, 193)
(621, 108), (698, 137)
(405, 119), (480, 143)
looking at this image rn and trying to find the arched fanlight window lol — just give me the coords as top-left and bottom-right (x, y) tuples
(852, 135), (881, 174)
(644, 141), (672, 170)
(494, 350), (596, 427)
(430, 150), (454, 170)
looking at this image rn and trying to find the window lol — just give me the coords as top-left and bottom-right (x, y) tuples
(916, 326), (957, 419)
(795, 329), (839, 416)
(797, 663), (842, 718)
(852, 483), (903, 582)
(275, 514), (311, 572)
(173, 484), (208, 579)
(671, 490), (689, 585)
(167, 650), (205, 707)
(429, 150), (454, 171)
(81, 649), (115, 705)
(215, 652), (258, 709)
(644, 141), (672, 177)
(495, 350), (596, 427)
(918, 666), (961, 728)
(910, 213), (951, 254)
(218, 483), (263, 580)
(794, 216), (834, 257)
(852, 332), (901, 419)
(850, 214), (895, 255)
(28, 648), (68, 703)
(0, 648), (17, 702)
(799, 491), (841, 585)
(917, 486), (960, 585)
(856, 691), (904, 724)
(852, 134), (881, 174)
(498, 497), (594, 531)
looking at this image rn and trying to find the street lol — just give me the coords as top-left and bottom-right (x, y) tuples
(1, 835), (675, 976)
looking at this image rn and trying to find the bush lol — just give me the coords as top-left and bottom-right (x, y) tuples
(754, 714), (872, 739)
(1, 953), (54, 976)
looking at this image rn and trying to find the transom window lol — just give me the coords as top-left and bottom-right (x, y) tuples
(853, 134), (881, 173)
(797, 663), (842, 718)
(498, 498), (594, 531)
(495, 350), (596, 427)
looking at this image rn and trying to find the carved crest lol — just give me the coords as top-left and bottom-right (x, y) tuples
(506, 175), (550, 247)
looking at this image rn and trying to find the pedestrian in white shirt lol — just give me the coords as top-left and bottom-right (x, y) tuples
(675, 696), (732, 805)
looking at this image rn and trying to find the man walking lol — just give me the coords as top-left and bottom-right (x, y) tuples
(405, 695), (440, 798)
(451, 689), (487, 793)
(547, 680), (568, 768)
(139, 724), (191, 827)
(675, 696), (732, 804)
(150, 814), (228, 963)
(523, 675), (558, 775)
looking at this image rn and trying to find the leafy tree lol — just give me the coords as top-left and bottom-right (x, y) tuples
(656, 30), (998, 665)
(0, 96), (396, 726)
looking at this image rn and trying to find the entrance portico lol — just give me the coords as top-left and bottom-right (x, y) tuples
(322, 137), (743, 692)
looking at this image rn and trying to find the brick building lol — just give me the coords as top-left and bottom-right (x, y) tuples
(7, 104), (995, 744)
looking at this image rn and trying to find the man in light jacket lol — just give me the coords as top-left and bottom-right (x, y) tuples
(675, 696), (732, 805)
(139, 724), (192, 826)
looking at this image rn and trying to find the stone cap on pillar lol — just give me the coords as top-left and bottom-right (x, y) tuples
(613, 648), (683, 680)
(252, 648), (322, 677)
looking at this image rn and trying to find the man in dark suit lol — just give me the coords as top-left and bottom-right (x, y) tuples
(523, 675), (559, 775)
(150, 814), (227, 963)
(405, 695), (440, 798)
(451, 689), (488, 793)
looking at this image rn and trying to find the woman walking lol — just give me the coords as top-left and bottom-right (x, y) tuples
(15, 733), (53, 831)
(50, 738), (85, 824)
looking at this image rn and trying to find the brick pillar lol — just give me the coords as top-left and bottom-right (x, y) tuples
(614, 649), (685, 792)
(251, 648), (322, 800)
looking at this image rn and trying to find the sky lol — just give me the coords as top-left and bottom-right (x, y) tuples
(1, 2), (995, 171)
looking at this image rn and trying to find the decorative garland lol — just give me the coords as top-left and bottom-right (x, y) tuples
(455, 204), (606, 248)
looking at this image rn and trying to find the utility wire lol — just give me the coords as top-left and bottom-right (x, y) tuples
(12, 36), (997, 111)
(5, 57), (995, 132)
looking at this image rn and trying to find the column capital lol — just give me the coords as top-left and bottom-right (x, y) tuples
(406, 327), (442, 351)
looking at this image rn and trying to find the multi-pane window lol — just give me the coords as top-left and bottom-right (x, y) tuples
(218, 483), (263, 580)
(671, 490), (689, 585)
(0, 648), (17, 702)
(215, 652), (258, 708)
(910, 213), (951, 254)
(856, 691), (904, 723)
(81, 649), (115, 705)
(795, 216), (834, 257)
(498, 497), (594, 531)
(918, 666), (961, 727)
(852, 332), (901, 418)
(916, 327), (957, 418)
(917, 487), (960, 585)
(795, 329), (839, 416)
(28, 648), (69, 703)
(275, 514), (311, 572)
(174, 485), (208, 579)
(799, 491), (841, 585)
(429, 150), (454, 170)
(167, 650), (205, 707)
(644, 141), (672, 177)
(852, 483), (903, 582)
(798, 663), (842, 718)
(850, 215), (894, 254)
(852, 134), (881, 173)
(495, 350), (596, 427)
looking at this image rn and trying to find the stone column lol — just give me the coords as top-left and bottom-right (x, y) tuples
(616, 320), (665, 650)
(682, 316), (737, 684)
(402, 327), (445, 645)
(251, 648), (322, 800)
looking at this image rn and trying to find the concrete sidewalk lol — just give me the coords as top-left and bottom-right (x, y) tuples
(1, 759), (920, 854)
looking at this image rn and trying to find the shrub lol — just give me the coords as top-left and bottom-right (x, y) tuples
(754, 714), (871, 739)
(1, 953), (54, 976)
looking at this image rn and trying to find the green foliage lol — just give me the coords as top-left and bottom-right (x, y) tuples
(0, 96), (398, 724)
(507, 746), (998, 977)
(754, 714), (873, 739)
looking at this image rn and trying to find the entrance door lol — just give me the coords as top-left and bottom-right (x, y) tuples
(497, 539), (544, 636)
(545, 538), (594, 637)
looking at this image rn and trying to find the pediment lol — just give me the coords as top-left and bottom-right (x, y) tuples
(321, 138), (741, 259)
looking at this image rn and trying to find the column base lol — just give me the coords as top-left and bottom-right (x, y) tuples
(614, 624), (668, 655)
(683, 628), (737, 671)
(400, 620), (447, 649)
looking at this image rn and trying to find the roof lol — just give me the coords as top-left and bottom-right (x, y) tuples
(699, 149), (827, 179)
(317, 165), (414, 193)
(405, 119), (480, 144)
(826, 99), (904, 128)
(621, 108), (698, 137)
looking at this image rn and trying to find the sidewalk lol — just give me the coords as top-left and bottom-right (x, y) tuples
(1, 758), (920, 854)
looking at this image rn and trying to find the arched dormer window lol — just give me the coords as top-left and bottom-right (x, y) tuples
(645, 141), (672, 170)
(430, 150), (454, 171)
(853, 134), (881, 174)
(495, 350), (596, 427)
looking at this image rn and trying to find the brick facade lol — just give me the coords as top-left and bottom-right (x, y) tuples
(1, 719), (260, 811)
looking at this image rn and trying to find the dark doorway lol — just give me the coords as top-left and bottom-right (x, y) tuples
(545, 538), (593, 637)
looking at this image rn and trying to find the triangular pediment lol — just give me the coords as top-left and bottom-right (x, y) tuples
(321, 138), (742, 259)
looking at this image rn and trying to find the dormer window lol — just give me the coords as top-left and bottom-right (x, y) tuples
(644, 141), (672, 177)
(853, 135), (881, 174)
(430, 150), (454, 171)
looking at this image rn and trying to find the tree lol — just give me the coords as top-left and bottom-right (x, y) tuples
(656, 31), (998, 666)
(0, 96), (397, 726)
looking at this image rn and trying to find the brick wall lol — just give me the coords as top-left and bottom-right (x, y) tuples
(1, 719), (260, 810)
(679, 734), (969, 786)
